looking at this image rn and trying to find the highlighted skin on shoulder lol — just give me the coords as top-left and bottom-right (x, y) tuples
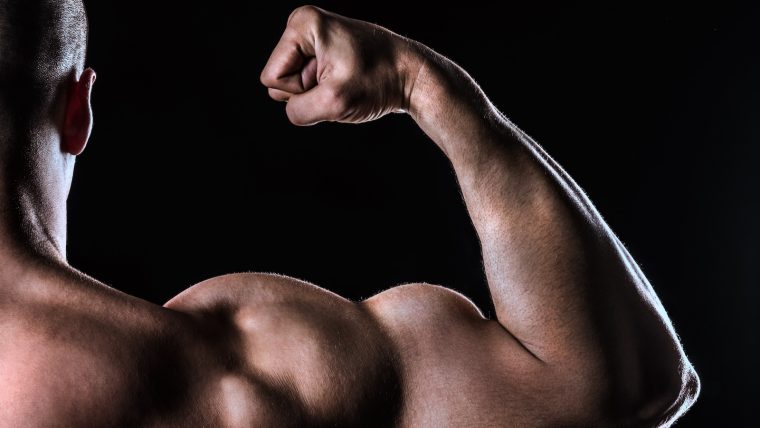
(166, 273), (402, 427)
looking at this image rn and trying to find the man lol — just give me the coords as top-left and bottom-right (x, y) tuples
(0, 1), (698, 426)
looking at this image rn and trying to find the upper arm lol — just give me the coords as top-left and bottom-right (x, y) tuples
(363, 283), (595, 425)
(363, 283), (698, 427)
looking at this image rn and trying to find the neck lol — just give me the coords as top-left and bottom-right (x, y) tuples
(0, 122), (74, 263)
(0, 158), (69, 272)
(0, 82), (76, 273)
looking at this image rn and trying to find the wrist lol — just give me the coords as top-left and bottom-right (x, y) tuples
(398, 42), (471, 130)
(393, 41), (510, 163)
(396, 41), (468, 142)
(392, 37), (435, 114)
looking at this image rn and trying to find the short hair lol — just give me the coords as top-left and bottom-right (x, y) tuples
(0, 0), (88, 133)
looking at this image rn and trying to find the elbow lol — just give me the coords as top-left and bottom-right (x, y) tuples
(644, 362), (701, 426)
(620, 360), (701, 427)
(559, 349), (701, 427)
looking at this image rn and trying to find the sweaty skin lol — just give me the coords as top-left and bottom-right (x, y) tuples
(0, 6), (699, 427)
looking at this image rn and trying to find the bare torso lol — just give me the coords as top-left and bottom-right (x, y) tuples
(0, 270), (541, 427)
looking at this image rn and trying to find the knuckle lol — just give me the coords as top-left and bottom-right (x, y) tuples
(260, 70), (279, 88)
(288, 5), (322, 26)
(259, 69), (272, 86)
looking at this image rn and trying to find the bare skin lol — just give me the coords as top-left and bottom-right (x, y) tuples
(0, 6), (699, 427)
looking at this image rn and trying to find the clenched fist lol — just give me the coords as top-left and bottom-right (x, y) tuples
(260, 6), (425, 126)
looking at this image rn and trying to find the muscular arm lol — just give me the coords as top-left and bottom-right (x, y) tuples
(261, 6), (699, 425)
(407, 46), (700, 424)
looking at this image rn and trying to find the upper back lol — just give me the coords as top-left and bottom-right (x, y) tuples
(0, 271), (406, 427)
(0, 268), (194, 427)
(1, 271), (556, 427)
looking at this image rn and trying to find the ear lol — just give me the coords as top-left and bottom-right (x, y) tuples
(62, 68), (96, 156)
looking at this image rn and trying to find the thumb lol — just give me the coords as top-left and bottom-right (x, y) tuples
(285, 82), (348, 126)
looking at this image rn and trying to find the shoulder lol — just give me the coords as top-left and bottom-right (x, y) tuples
(164, 272), (382, 360)
(165, 272), (389, 390)
(165, 273), (404, 426)
(165, 272), (348, 311)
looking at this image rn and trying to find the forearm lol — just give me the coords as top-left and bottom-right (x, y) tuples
(407, 43), (620, 340)
(404, 42), (696, 417)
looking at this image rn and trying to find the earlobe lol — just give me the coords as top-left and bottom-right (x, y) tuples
(62, 68), (96, 156)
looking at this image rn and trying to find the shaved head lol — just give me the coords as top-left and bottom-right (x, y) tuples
(0, 0), (88, 137)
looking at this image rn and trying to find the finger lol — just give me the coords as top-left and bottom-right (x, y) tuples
(300, 56), (319, 92)
(261, 6), (326, 94)
(285, 83), (348, 126)
(260, 30), (311, 94)
(268, 88), (292, 102)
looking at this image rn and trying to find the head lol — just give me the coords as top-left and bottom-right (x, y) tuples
(0, 0), (94, 260)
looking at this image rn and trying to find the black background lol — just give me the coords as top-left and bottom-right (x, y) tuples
(71, 1), (758, 426)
